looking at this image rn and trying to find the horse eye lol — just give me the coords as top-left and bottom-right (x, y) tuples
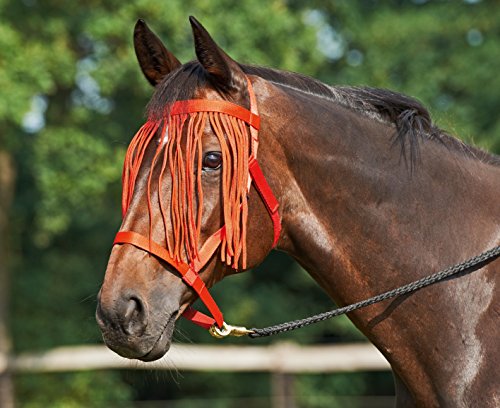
(202, 151), (222, 171)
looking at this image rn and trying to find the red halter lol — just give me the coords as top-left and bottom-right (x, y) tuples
(113, 78), (281, 330)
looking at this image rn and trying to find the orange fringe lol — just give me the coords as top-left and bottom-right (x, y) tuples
(121, 111), (250, 269)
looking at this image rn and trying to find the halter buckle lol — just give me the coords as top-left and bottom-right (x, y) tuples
(209, 322), (254, 338)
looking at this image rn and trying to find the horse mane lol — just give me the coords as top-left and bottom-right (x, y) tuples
(147, 61), (500, 167)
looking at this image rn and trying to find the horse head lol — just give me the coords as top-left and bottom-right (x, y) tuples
(96, 17), (282, 361)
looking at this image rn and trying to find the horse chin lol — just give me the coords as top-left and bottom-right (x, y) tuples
(138, 314), (175, 362)
(138, 312), (177, 362)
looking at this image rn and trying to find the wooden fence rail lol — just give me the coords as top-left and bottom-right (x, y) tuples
(2, 342), (390, 374)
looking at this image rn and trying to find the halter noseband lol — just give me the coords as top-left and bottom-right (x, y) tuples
(113, 78), (281, 333)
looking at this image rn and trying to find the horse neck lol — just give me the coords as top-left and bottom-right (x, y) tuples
(266, 85), (500, 286)
(262, 84), (499, 326)
(256, 80), (500, 404)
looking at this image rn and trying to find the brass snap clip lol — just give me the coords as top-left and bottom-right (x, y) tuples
(209, 322), (254, 338)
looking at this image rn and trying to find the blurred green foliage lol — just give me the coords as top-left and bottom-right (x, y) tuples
(1, 0), (499, 406)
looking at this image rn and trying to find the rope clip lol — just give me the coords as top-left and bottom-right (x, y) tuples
(209, 322), (254, 338)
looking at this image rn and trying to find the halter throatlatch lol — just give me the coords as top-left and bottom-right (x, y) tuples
(114, 78), (281, 335)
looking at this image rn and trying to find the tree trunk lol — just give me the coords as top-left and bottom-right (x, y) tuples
(0, 150), (15, 408)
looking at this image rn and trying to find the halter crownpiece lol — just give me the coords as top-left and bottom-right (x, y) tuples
(114, 77), (281, 333)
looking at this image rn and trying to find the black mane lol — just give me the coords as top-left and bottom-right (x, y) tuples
(147, 61), (500, 167)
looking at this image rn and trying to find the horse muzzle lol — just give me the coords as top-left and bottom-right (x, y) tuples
(96, 285), (179, 361)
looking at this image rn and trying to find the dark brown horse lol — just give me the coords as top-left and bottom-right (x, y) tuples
(96, 17), (500, 407)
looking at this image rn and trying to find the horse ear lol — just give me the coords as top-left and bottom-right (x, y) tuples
(189, 16), (247, 95)
(133, 19), (182, 87)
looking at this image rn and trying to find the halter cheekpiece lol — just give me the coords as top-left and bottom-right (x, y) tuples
(113, 77), (281, 331)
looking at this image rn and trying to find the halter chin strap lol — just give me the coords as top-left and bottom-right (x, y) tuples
(113, 78), (281, 331)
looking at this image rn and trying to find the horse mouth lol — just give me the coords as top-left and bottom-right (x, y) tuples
(139, 310), (177, 362)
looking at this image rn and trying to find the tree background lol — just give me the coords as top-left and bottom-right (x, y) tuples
(1, 0), (499, 406)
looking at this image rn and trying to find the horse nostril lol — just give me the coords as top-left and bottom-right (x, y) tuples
(122, 296), (148, 336)
(124, 298), (139, 320)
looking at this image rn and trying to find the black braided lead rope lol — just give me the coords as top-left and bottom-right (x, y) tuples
(248, 245), (500, 338)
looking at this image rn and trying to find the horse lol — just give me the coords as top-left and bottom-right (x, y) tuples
(96, 17), (500, 407)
